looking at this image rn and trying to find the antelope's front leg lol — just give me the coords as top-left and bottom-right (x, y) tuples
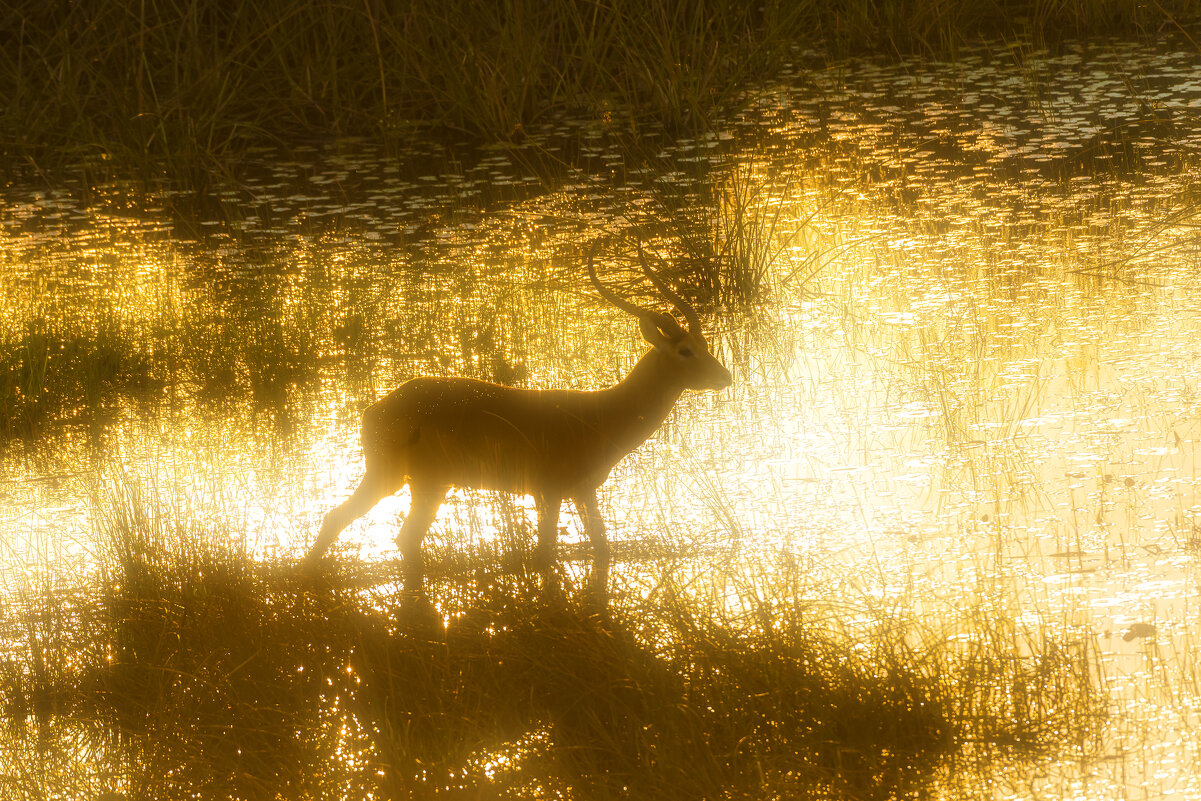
(534, 493), (562, 567)
(575, 491), (609, 563)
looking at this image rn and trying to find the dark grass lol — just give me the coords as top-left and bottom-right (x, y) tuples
(0, 316), (162, 446)
(0, 487), (1105, 799)
(3, 0), (1199, 188)
(0, 269), (343, 449)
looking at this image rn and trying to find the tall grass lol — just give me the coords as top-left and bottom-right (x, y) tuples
(0, 484), (1104, 799)
(3, 0), (1197, 187)
(0, 315), (161, 447)
(0, 245), (388, 450)
(1, 0), (810, 185)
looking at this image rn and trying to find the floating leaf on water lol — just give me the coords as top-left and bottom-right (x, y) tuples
(1122, 622), (1157, 641)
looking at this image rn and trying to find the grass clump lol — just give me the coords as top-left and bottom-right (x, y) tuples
(95, 523), (351, 797)
(0, 257), (362, 450)
(4, 0), (1198, 187)
(0, 0), (811, 186)
(0, 484), (358, 799)
(0, 487), (1105, 799)
(0, 316), (162, 446)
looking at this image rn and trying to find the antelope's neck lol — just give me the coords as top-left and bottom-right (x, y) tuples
(602, 349), (686, 449)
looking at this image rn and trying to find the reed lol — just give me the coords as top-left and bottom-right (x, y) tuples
(0, 483), (1104, 799)
(0, 316), (161, 446)
(3, 0), (1196, 186)
(0, 253), (364, 449)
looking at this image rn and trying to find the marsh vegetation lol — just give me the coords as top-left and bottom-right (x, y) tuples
(4, 0), (1199, 186)
(3, 5), (1201, 800)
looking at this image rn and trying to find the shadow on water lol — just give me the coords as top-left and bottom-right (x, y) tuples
(0, 489), (1103, 800)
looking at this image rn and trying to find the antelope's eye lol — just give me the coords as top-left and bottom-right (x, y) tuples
(679, 345), (695, 359)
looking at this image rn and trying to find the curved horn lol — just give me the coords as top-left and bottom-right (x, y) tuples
(589, 244), (685, 344)
(587, 245), (646, 319)
(636, 240), (703, 333)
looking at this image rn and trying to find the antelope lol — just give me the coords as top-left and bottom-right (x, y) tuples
(304, 243), (733, 572)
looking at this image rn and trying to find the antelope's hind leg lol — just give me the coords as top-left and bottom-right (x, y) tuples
(306, 471), (398, 566)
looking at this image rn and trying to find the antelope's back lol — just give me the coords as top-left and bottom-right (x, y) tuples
(364, 377), (613, 494)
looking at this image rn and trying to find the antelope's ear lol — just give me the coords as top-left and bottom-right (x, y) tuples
(639, 312), (685, 350)
(639, 315), (671, 349)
